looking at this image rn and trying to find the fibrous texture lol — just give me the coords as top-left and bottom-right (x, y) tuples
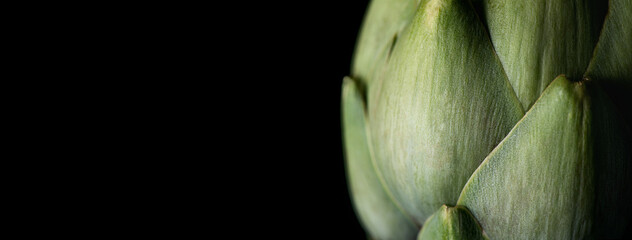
(343, 0), (632, 238)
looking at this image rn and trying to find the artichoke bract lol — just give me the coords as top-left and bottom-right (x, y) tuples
(342, 0), (632, 239)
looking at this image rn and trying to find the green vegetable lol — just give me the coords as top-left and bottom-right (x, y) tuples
(342, 0), (632, 239)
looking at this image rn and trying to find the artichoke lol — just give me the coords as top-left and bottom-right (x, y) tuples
(341, 0), (632, 239)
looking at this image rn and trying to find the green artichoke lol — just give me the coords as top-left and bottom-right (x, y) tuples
(341, 0), (632, 239)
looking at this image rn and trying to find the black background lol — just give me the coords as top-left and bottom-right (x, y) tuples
(260, 0), (371, 238)
(291, 1), (369, 238)
(299, 1), (369, 238)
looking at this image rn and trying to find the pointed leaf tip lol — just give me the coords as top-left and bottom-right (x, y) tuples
(456, 75), (594, 239)
(369, 0), (524, 223)
(418, 205), (488, 240)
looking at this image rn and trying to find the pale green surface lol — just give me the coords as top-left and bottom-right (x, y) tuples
(351, 0), (421, 87)
(346, 0), (632, 238)
(368, 0), (524, 224)
(342, 77), (418, 240)
(417, 205), (488, 240)
(474, 0), (607, 109)
(457, 76), (595, 239)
